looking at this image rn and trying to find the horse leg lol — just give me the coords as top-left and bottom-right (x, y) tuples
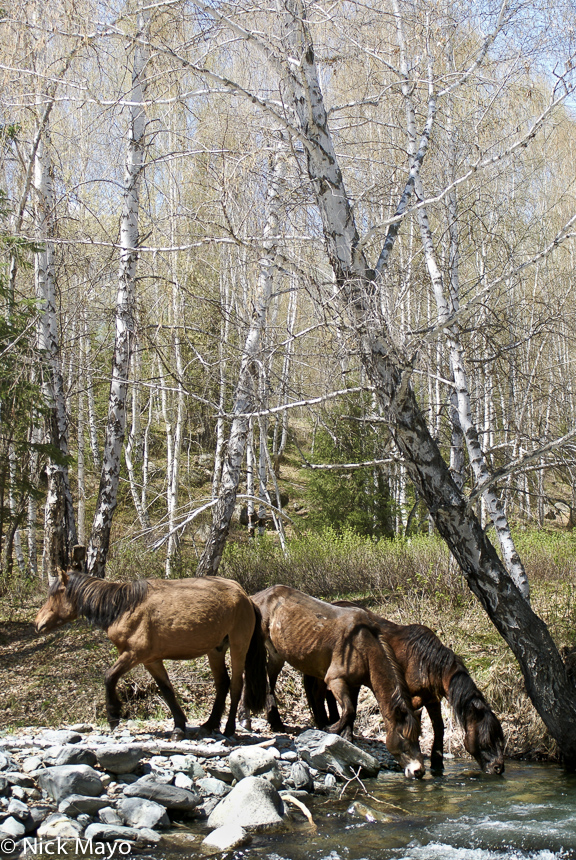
(202, 646), (230, 734)
(303, 675), (330, 728)
(426, 699), (445, 773)
(145, 660), (187, 740)
(223, 641), (249, 737)
(324, 675), (358, 742)
(104, 651), (139, 729)
(264, 651), (286, 732)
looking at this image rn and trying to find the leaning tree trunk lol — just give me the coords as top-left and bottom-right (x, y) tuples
(279, 0), (576, 767)
(87, 11), (149, 576)
(197, 135), (286, 576)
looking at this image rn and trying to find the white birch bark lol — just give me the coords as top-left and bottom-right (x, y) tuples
(212, 267), (233, 498)
(277, 0), (576, 765)
(82, 318), (101, 471)
(393, 8), (530, 600)
(124, 348), (150, 530)
(197, 134), (286, 576)
(87, 11), (149, 576)
(34, 136), (78, 580)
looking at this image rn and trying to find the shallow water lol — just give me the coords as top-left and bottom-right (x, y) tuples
(201, 761), (576, 860)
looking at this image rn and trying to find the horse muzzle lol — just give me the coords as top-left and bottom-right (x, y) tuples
(404, 759), (426, 779)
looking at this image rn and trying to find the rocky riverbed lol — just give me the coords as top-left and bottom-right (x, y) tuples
(0, 720), (401, 856)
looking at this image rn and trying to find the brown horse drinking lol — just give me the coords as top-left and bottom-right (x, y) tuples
(304, 602), (505, 774)
(241, 585), (425, 778)
(35, 570), (267, 738)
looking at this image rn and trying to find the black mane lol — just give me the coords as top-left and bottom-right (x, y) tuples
(51, 572), (149, 630)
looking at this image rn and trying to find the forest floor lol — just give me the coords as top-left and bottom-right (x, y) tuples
(0, 565), (566, 767)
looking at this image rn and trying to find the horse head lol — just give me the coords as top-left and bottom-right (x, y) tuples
(385, 693), (425, 779)
(35, 568), (79, 633)
(463, 697), (505, 774)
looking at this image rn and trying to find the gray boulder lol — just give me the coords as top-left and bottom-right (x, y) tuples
(0, 817), (26, 839)
(290, 761), (314, 792)
(7, 799), (29, 822)
(0, 753), (16, 771)
(207, 776), (285, 832)
(58, 795), (110, 817)
(98, 807), (124, 826)
(201, 823), (251, 855)
(37, 813), (83, 840)
(93, 744), (144, 774)
(45, 745), (97, 767)
(228, 747), (282, 788)
(294, 729), (380, 779)
(116, 797), (170, 829)
(197, 778), (230, 797)
(36, 765), (103, 802)
(123, 775), (199, 811)
(40, 730), (82, 746)
(21, 756), (43, 774)
(169, 754), (205, 779)
(84, 823), (161, 845)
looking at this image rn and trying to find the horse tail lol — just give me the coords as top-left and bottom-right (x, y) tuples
(243, 601), (268, 713)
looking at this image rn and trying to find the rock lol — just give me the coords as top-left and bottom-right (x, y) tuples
(37, 813), (84, 840)
(45, 745), (97, 767)
(347, 800), (394, 823)
(4, 773), (34, 788)
(116, 797), (170, 829)
(290, 761), (314, 792)
(207, 777), (285, 832)
(173, 772), (194, 791)
(0, 754), (16, 772)
(98, 807), (124, 826)
(169, 755), (204, 779)
(93, 745), (144, 774)
(0, 777), (9, 797)
(68, 724), (93, 734)
(58, 795), (111, 816)
(197, 778), (230, 798)
(294, 730), (380, 779)
(123, 775), (199, 811)
(28, 805), (52, 830)
(21, 757), (43, 774)
(0, 817), (26, 839)
(324, 773), (337, 788)
(201, 823), (251, 854)
(228, 747), (282, 788)
(84, 823), (161, 845)
(36, 765), (103, 802)
(40, 731), (82, 746)
(206, 763), (233, 783)
(7, 800), (29, 822)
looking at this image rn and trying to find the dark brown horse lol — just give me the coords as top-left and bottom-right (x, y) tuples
(304, 602), (505, 774)
(35, 570), (267, 738)
(241, 585), (425, 778)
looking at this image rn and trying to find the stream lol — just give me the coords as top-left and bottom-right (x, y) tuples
(163, 761), (576, 860)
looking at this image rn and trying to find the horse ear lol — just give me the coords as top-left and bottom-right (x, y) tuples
(57, 567), (69, 586)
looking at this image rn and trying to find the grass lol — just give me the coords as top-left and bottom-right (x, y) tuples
(1, 527), (576, 761)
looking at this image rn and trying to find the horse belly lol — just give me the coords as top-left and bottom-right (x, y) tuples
(269, 616), (332, 678)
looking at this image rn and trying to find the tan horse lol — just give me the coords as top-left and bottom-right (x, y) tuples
(35, 571), (267, 738)
(241, 585), (425, 778)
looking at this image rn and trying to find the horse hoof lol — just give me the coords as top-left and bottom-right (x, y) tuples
(171, 728), (186, 741)
(108, 719), (120, 730)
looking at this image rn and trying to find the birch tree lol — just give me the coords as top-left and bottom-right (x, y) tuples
(86, 8), (150, 577)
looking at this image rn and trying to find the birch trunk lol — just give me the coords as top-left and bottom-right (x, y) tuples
(279, 0), (576, 767)
(196, 135), (286, 576)
(87, 11), (149, 576)
(34, 137), (77, 579)
(393, 11), (529, 600)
